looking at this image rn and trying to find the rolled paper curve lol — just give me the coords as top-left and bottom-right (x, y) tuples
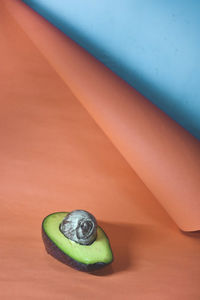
(5, 0), (200, 231)
(22, 0), (200, 140)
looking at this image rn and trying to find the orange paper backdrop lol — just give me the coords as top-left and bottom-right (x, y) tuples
(5, 0), (200, 231)
(1, 1), (200, 299)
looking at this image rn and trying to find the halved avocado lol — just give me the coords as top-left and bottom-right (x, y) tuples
(42, 212), (113, 272)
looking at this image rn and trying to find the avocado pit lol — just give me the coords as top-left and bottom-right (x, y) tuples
(60, 210), (97, 245)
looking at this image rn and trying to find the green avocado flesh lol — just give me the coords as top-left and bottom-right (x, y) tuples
(42, 212), (113, 265)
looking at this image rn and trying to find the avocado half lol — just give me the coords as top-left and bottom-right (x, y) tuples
(42, 212), (113, 272)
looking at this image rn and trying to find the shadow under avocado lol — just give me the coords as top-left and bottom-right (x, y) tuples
(91, 221), (135, 276)
(43, 220), (172, 276)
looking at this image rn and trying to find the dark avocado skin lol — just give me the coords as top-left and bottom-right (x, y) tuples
(42, 226), (113, 272)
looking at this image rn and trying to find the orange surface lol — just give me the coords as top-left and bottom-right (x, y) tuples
(6, 0), (200, 231)
(1, 1), (200, 299)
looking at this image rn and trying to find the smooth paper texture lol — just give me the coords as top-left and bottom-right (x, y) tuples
(22, 0), (200, 140)
(1, 2), (200, 299)
(5, 0), (200, 231)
